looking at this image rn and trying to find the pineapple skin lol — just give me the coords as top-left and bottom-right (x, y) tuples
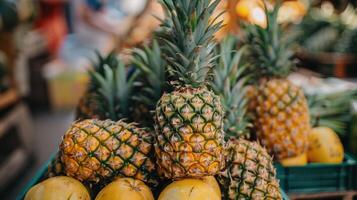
(154, 86), (225, 179)
(218, 139), (282, 200)
(250, 78), (310, 160)
(60, 119), (157, 185)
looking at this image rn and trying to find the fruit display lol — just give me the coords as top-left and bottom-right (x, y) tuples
(307, 127), (344, 164)
(24, 176), (90, 200)
(22, 0), (357, 199)
(23, 1), (285, 199)
(95, 178), (154, 200)
(244, 2), (310, 162)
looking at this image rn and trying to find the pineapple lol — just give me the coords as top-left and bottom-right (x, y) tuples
(60, 119), (157, 186)
(244, 2), (310, 160)
(131, 40), (169, 127)
(219, 139), (282, 199)
(213, 35), (282, 199)
(154, 0), (225, 179)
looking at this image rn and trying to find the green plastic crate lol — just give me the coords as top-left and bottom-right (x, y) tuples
(18, 153), (290, 200)
(276, 153), (357, 194)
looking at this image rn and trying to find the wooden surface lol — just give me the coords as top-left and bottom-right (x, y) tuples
(289, 191), (357, 200)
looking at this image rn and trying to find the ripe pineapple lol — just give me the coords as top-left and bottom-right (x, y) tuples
(154, 0), (225, 179)
(220, 139), (282, 199)
(76, 52), (138, 121)
(213, 35), (282, 199)
(244, 3), (310, 160)
(60, 119), (157, 186)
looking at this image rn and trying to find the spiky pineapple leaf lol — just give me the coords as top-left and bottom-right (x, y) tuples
(156, 0), (223, 88)
(243, 1), (294, 80)
(212, 35), (251, 139)
(308, 90), (357, 135)
(130, 40), (170, 126)
(89, 58), (139, 121)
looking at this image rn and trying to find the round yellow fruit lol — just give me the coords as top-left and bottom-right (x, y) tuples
(158, 178), (221, 200)
(235, 0), (251, 19)
(95, 178), (154, 200)
(24, 176), (90, 200)
(201, 176), (221, 197)
(280, 153), (307, 167)
(308, 127), (344, 164)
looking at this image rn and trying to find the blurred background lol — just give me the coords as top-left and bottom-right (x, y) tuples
(1, 0), (357, 199)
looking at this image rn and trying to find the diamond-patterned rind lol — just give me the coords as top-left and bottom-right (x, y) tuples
(251, 79), (310, 160)
(60, 119), (157, 185)
(218, 139), (282, 200)
(154, 87), (225, 179)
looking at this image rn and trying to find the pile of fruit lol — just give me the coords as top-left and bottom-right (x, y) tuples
(24, 0), (346, 200)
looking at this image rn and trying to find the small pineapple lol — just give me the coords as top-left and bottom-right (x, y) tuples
(60, 119), (157, 186)
(244, 2), (310, 160)
(220, 139), (282, 199)
(213, 35), (281, 200)
(154, 0), (225, 179)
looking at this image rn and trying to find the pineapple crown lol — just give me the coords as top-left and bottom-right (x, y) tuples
(212, 35), (251, 139)
(244, 1), (294, 80)
(89, 54), (139, 121)
(88, 51), (120, 91)
(308, 90), (357, 135)
(132, 40), (168, 110)
(156, 0), (223, 88)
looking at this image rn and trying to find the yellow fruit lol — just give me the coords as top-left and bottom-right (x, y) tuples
(95, 178), (154, 200)
(251, 79), (310, 161)
(24, 176), (90, 200)
(60, 119), (156, 185)
(158, 179), (221, 200)
(236, 1), (251, 19)
(280, 153), (308, 167)
(202, 176), (221, 198)
(307, 127), (344, 163)
(155, 87), (225, 179)
(218, 139), (282, 199)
